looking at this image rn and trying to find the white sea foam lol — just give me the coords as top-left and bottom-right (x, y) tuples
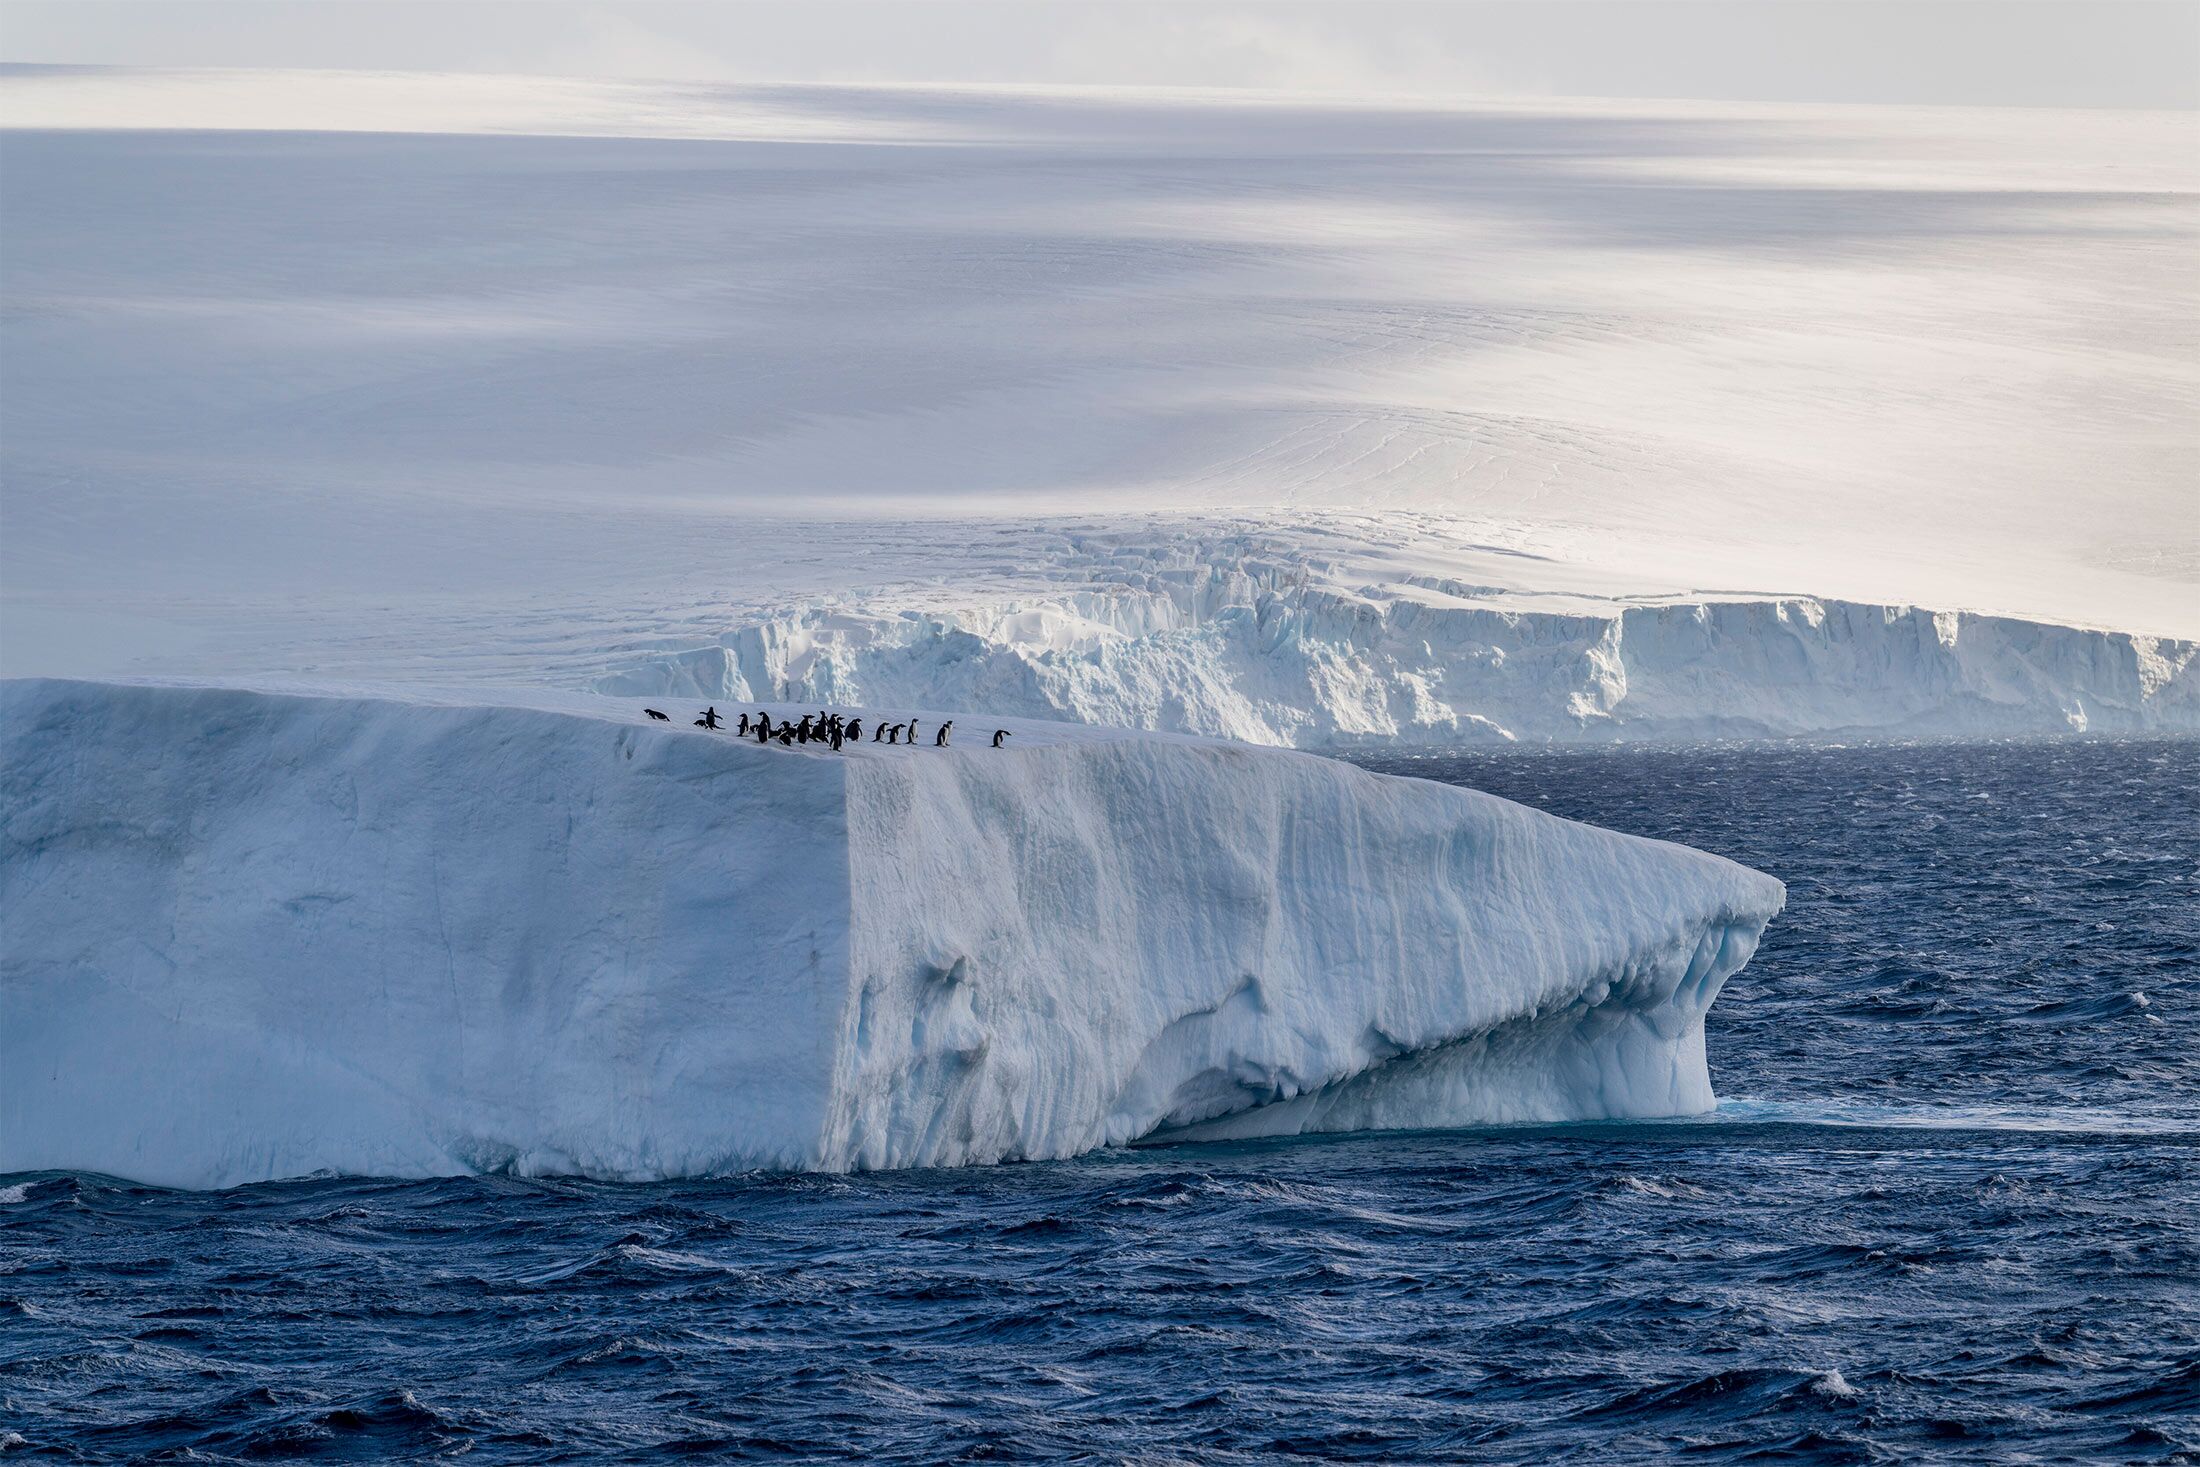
(1711, 1098), (2192, 1137)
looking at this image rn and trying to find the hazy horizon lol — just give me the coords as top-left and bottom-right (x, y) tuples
(3, 0), (2195, 110)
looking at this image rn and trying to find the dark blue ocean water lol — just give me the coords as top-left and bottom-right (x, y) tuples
(5, 739), (2195, 1463)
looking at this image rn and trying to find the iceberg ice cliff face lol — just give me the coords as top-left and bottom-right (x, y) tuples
(2, 679), (1782, 1188)
(594, 539), (2199, 747)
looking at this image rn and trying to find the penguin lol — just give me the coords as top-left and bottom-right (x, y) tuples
(736, 712), (751, 736)
(644, 708), (670, 722)
(873, 723), (888, 742)
(695, 706), (722, 730)
(829, 720), (844, 751)
(907, 720), (922, 746)
(992, 729), (1011, 748)
(935, 721), (953, 747)
(795, 714), (814, 743)
(845, 717), (863, 744)
(777, 725), (795, 745)
(755, 712), (773, 744)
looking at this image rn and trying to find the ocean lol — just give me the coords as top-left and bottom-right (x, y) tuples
(5, 739), (2194, 1462)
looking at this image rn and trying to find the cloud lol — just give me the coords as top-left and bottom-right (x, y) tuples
(0, 0), (2191, 107)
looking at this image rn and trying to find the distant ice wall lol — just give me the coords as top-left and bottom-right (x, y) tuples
(1, 679), (1782, 1188)
(596, 568), (2199, 746)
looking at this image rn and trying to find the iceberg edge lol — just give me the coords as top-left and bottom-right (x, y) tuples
(1, 678), (1784, 1189)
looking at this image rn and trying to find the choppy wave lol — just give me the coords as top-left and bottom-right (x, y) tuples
(3, 738), (2193, 1463)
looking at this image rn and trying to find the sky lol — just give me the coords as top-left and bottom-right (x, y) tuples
(2, 0), (2194, 108)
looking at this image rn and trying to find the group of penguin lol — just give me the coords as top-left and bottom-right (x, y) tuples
(642, 705), (1012, 750)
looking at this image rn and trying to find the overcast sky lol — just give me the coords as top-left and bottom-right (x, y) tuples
(2, 0), (2194, 108)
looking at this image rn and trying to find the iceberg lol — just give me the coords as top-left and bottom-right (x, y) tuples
(1, 678), (1783, 1189)
(594, 551), (2200, 747)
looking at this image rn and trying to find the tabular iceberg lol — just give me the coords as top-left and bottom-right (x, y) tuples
(599, 574), (2200, 747)
(1, 679), (1783, 1189)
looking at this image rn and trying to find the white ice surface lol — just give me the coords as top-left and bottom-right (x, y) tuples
(587, 528), (2198, 743)
(1, 678), (1782, 1187)
(2, 69), (2194, 741)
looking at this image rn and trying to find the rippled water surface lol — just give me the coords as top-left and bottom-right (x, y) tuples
(6, 740), (2196, 1462)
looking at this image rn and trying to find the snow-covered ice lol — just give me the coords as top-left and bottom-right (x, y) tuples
(590, 526), (2198, 744)
(2, 68), (2194, 739)
(1, 679), (1781, 1187)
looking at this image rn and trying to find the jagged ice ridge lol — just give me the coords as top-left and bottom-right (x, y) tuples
(597, 536), (2198, 745)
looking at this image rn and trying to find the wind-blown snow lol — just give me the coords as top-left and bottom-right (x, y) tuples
(1, 679), (1782, 1188)
(2, 68), (2194, 742)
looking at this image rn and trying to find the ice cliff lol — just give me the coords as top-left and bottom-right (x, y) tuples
(594, 540), (2199, 746)
(2, 679), (1783, 1189)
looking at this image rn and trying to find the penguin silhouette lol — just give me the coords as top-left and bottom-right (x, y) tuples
(992, 729), (1011, 748)
(644, 708), (670, 722)
(695, 706), (722, 730)
(935, 721), (953, 747)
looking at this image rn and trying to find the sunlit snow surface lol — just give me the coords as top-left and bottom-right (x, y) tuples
(3, 68), (2195, 740)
